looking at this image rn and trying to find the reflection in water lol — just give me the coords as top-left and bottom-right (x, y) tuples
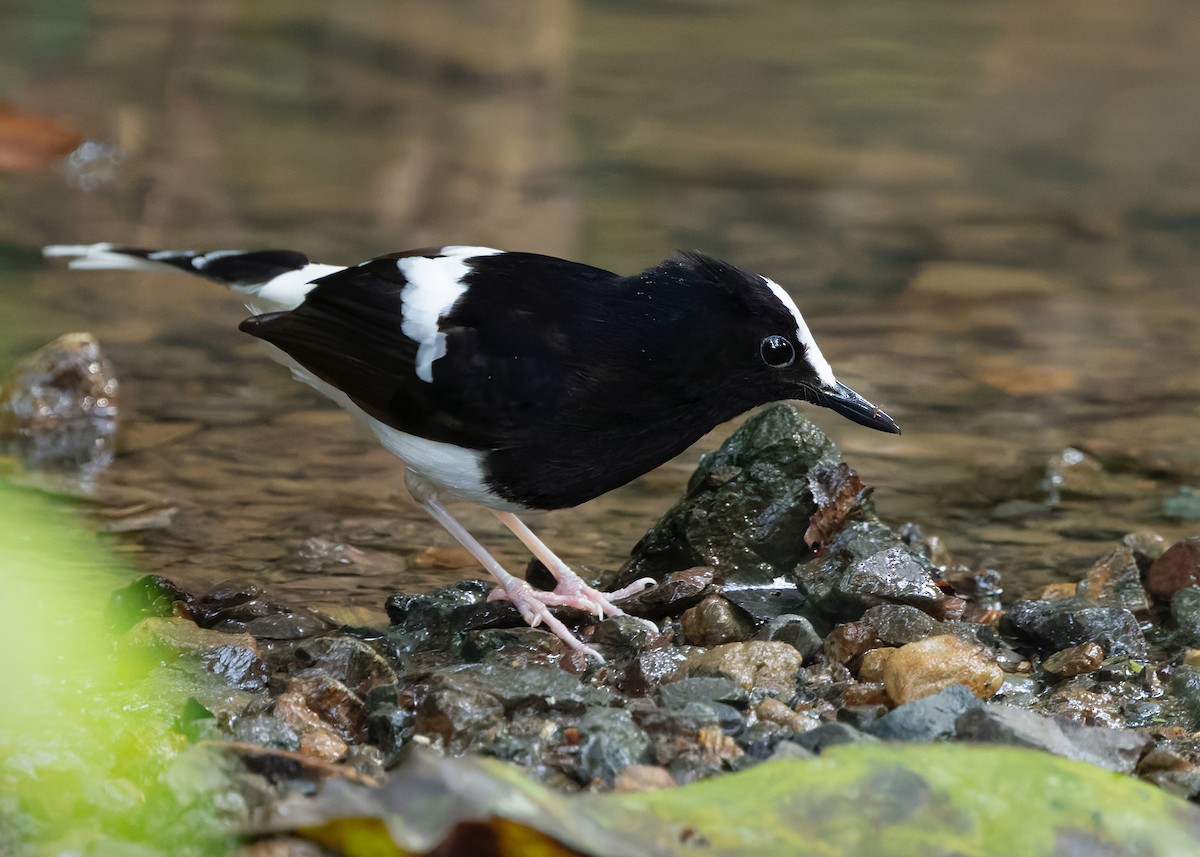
(1, 0), (1199, 608)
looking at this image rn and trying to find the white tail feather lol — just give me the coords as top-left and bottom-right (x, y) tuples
(42, 243), (184, 274)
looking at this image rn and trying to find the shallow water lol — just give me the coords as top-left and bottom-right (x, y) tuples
(2, 0), (1199, 612)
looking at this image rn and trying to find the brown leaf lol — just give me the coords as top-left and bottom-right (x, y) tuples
(0, 101), (83, 172)
(803, 462), (866, 549)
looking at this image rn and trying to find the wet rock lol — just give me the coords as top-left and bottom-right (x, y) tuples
(366, 702), (414, 756)
(675, 642), (803, 699)
(1163, 487), (1200, 521)
(658, 677), (749, 710)
(107, 575), (191, 633)
(839, 683), (890, 708)
(274, 691), (349, 763)
(1042, 642), (1105, 680)
(1172, 588), (1200, 646)
(823, 620), (880, 666)
(861, 604), (939, 646)
(856, 647), (895, 683)
(622, 647), (693, 697)
(190, 582), (331, 639)
(126, 617), (268, 690)
(232, 714), (300, 751)
(864, 684), (983, 742)
(293, 636), (395, 698)
(755, 614), (824, 661)
(881, 635), (1003, 704)
(1122, 530), (1168, 564)
(385, 580), (490, 652)
(461, 627), (573, 665)
(790, 722), (876, 754)
(426, 663), (607, 713)
(414, 686), (505, 752)
(0, 332), (118, 477)
(1169, 666), (1200, 728)
(1000, 597), (1147, 659)
(1147, 538), (1200, 599)
(794, 523), (945, 620)
(286, 673), (367, 742)
(955, 705), (1153, 775)
(1041, 687), (1123, 729)
(1137, 748), (1200, 799)
(591, 614), (660, 655)
(754, 698), (819, 734)
(718, 581), (807, 624)
(613, 567), (715, 619)
(1043, 447), (1108, 501)
(619, 405), (840, 586)
(680, 595), (755, 646)
(1076, 547), (1150, 618)
(577, 709), (651, 785)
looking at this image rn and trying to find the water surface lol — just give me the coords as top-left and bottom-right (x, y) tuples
(2, 0), (1199, 610)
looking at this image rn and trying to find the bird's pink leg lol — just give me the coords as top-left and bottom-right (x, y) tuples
(414, 494), (606, 660)
(491, 511), (657, 632)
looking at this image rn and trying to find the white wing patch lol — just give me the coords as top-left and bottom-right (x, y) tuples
(237, 264), (345, 314)
(396, 246), (503, 383)
(761, 276), (837, 387)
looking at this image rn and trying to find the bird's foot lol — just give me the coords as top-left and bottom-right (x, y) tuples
(487, 575), (659, 659)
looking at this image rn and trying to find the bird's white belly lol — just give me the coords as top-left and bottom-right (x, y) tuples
(260, 344), (511, 508)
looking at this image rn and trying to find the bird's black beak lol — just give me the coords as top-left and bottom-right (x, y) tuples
(807, 380), (901, 434)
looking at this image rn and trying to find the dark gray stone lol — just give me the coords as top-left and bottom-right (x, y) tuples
(1172, 588), (1200, 646)
(658, 676), (749, 709)
(793, 521), (945, 619)
(231, 713), (300, 751)
(864, 684), (983, 742)
(1000, 597), (1147, 659)
(954, 705), (1152, 774)
(756, 614), (824, 661)
(618, 405), (841, 587)
(790, 722), (877, 754)
(576, 708), (651, 785)
(429, 663), (607, 712)
(862, 604), (939, 646)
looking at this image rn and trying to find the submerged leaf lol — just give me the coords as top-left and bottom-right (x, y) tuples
(278, 743), (1200, 857)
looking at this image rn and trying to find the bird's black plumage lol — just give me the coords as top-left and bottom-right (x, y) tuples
(239, 249), (834, 508)
(45, 240), (900, 658)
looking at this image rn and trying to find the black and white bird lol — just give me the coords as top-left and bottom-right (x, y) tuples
(43, 242), (899, 658)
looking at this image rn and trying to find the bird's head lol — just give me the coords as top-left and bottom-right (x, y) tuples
(657, 252), (901, 435)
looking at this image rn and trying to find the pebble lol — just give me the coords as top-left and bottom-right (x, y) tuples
(680, 594), (755, 646)
(1042, 642), (1105, 680)
(755, 614), (824, 661)
(1148, 539), (1200, 598)
(881, 634), (1003, 704)
(675, 641), (803, 698)
(856, 647), (895, 683)
(865, 684), (983, 742)
(823, 620), (880, 665)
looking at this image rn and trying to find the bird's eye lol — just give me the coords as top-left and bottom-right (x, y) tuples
(759, 335), (795, 368)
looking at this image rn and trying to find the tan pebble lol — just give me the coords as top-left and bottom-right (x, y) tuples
(275, 690), (327, 733)
(754, 698), (817, 733)
(882, 634), (1003, 704)
(841, 682), (890, 707)
(676, 642), (803, 697)
(1182, 649), (1200, 668)
(696, 726), (743, 764)
(856, 647), (896, 683)
(1042, 641), (1104, 679)
(1028, 582), (1078, 601)
(299, 727), (348, 763)
(613, 765), (676, 793)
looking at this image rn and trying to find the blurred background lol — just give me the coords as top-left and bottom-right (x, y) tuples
(1, 0), (1199, 611)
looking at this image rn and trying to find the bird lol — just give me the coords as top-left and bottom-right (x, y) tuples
(42, 242), (900, 659)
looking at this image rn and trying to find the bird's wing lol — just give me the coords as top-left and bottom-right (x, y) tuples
(239, 252), (606, 449)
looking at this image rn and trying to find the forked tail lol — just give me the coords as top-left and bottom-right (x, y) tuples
(42, 243), (312, 287)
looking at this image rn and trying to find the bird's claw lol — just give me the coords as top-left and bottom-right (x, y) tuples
(487, 575), (660, 657)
